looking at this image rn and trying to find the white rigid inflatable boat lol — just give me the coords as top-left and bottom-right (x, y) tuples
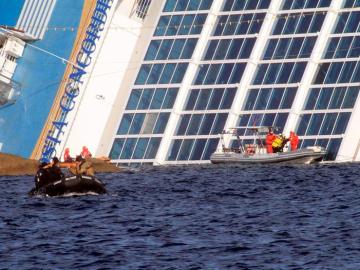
(210, 126), (327, 165)
(210, 146), (326, 164)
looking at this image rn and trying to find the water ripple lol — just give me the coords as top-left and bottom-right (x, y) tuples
(1, 163), (360, 269)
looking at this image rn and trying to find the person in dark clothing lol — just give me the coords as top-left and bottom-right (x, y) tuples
(47, 157), (64, 180)
(34, 162), (50, 188)
(34, 157), (64, 189)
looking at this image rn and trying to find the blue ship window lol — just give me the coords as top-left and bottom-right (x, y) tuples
(199, 0), (214, 9)
(342, 87), (359, 108)
(262, 113), (276, 126)
(300, 37), (316, 58)
(296, 114), (311, 136)
(145, 40), (161, 60)
(224, 15), (240, 35)
(153, 113), (170, 133)
(306, 113), (325, 135)
(166, 15), (183, 36)
(253, 64), (268, 85)
(344, 0), (360, 8)
(220, 87), (236, 109)
(325, 138), (342, 161)
(329, 87), (346, 109)
(204, 64), (221, 85)
(204, 40), (219, 60)
(132, 138), (150, 159)
(185, 89), (200, 110)
(155, 16), (170, 36)
(190, 14), (207, 35)
(227, 39), (243, 59)
(167, 139), (182, 160)
(217, 63), (234, 84)
(195, 89), (212, 110)
(202, 139), (220, 160)
(162, 88), (178, 109)
(199, 113), (216, 135)
(176, 114), (191, 135)
(289, 37), (305, 58)
(150, 88), (166, 109)
(315, 88), (333, 110)
(117, 114), (134, 135)
(138, 89), (154, 110)
(194, 64), (209, 85)
(120, 138), (137, 159)
(211, 113), (228, 134)
(126, 89), (142, 110)
(169, 39), (186, 59)
(319, 113), (337, 135)
(181, 38), (198, 59)
(244, 89), (259, 111)
(190, 139), (207, 160)
(334, 112), (351, 134)
(129, 113), (145, 134)
(214, 39), (231, 60)
(339, 61), (357, 83)
(281, 0), (330, 9)
(313, 63), (330, 84)
(163, 0), (213, 12)
(147, 64), (164, 84)
(208, 88), (224, 110)
(240, 38), (256, 58)
(268, 88), (284, 109)
(187, 114), (203, 135)
(178, 139), (195, 160)
(178, 15), (195, 35)
(255, 88), (271, 110)
(175, 0), (189, 11)
(163, 0), (176, 12)
(280, 88), (297, 109)
(274, 113), (288, 133)
(157, 39), (174, 60)
(109, 138), (125, 159)
(159, 63), (176, 84)
(171, 63), (189, 83)
(144, 138), (161, 159)
(135, 64), (151, 85)
(229, 63), (246, 84)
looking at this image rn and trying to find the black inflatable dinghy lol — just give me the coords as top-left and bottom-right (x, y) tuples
(29, 175), (107, 196)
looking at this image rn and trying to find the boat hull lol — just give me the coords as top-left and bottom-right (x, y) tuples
(210, 148), (326, 165)
(29, 175), (107, 196)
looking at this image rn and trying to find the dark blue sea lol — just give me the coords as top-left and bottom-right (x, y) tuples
(1, 163), (360, 270)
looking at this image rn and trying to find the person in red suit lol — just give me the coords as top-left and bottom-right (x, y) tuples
(289, 131), (299, 151)
(63, 148), (73, 162)
(265, 129), (276, 153)
(80, 146), (92, 159)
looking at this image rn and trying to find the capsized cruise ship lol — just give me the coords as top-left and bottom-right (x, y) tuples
(1, 0), (360, 166)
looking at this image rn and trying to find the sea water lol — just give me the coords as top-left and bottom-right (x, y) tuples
(1, 163), (360, 270)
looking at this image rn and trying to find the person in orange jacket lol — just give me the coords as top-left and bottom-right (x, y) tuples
(289, 131), (299, 151)
(265, 129), (276, 153)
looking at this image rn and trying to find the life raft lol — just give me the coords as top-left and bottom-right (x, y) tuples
(29, 175), (107, 196)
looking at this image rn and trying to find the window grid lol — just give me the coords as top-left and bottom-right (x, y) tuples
(167, 138), (220, 161)
(281, 0), (331, 10)
(163, 0), (214, 13)
(109, 137), (162, 161)
(213, 12), (266, 36)
(324, 35), (360, 59)
(272, 12), (326, 35)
